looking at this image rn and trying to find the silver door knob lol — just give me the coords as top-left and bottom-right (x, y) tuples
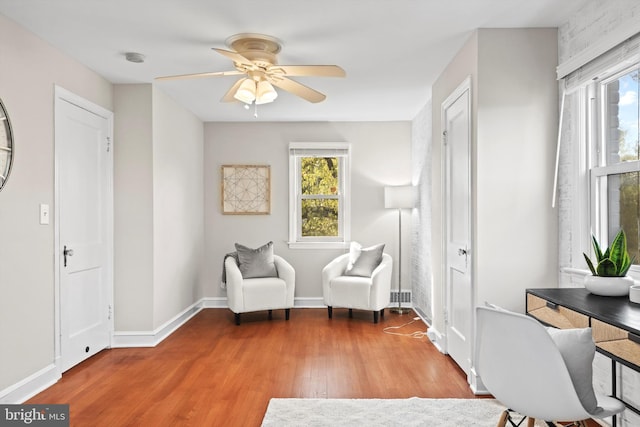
(458, 248), (467, 256)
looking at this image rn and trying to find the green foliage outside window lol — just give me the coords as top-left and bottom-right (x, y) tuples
(301, 199), (339, 236)
(616, 172), (639, 263)
(300, 157), (339, 237)
(608, 70), (639, 263)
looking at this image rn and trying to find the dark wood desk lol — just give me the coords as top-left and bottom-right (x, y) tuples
(526, 288), (640, 425)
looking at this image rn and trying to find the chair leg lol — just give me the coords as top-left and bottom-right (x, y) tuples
(285, 308), (290, 321)
(327, 306), (333, 319)
(373, 311), (379, 323)
(268, 309), (273, 320)
(497, 410), (509, 427)
(235, 313), (240, 326)
(380, 308), (385, 319)
(349, 308), (353, 318)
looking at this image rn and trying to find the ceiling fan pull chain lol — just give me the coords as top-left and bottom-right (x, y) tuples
(254, 102), (258, 119)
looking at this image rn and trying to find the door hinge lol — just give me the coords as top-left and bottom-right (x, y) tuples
(108, 304), (112, 320)
(106, 136), (111, 153)
(444, 309), (449, 323)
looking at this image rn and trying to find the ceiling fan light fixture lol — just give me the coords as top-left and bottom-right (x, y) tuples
(233, 78), (256, 104)
(255, 80), (278, 105)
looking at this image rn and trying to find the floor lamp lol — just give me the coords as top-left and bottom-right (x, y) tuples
(384, 185), (416, 314)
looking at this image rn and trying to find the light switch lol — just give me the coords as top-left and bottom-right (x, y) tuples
(40, 204), (50, 225)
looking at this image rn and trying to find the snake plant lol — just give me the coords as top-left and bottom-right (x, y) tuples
(584, 229), (634, 277)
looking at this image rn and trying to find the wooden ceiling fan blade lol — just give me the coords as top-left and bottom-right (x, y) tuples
(272, 65), (346, 78)
(271, 77), (326, 103)
(212, 48), (255, 68)
(155, 70), (243, 81)
(221, 79), (245, 103)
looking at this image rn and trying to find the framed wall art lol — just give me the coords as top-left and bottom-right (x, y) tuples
(221, 164), (271, 215)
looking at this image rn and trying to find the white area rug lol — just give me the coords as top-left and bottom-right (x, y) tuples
(261, 398), (543, 426)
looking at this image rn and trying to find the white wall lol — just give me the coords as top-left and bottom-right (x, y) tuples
(0, 13), (113, 398)
(114, 84), (155, 331)
(558, 0), (640, 67)
(474, 28), (558, 311)
(429, 28), (558, 352)
(410, 101), (433, 321)
(204, 121), (411, 302)
(114, 84), (204, 332)
(152, 87), (204, 328)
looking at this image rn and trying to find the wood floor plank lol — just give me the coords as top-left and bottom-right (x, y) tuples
(25, 308), (529, 426)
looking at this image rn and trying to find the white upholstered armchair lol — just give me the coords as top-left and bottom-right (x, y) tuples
(322, 249), (392, 323)
(224, 243), (295, 325)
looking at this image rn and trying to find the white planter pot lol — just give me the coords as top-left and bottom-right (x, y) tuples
(584, 275), (634, 296)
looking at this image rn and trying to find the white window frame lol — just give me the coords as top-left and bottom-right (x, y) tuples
(583, 63), (640, 278)
(288, 142), (351, 249)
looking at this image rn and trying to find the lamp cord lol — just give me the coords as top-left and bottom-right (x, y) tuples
(383, 317), (428, 339)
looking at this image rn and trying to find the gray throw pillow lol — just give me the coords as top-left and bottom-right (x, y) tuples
(344, 243), (385, 277)
(235, 241), (278, 279)
(546, 327), (599, 414)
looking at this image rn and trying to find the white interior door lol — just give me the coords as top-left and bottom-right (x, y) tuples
(56, 90), (113, 373)
(443, 78), (472, 376)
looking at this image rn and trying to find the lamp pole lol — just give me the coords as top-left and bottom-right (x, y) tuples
(384, 185), (415, 315)
(390, 206), (411, 314)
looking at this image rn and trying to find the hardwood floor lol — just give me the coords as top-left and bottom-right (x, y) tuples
(27, 308), (597, 426)
(28, 308), (478, 426)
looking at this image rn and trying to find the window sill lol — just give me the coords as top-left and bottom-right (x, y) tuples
(561, 266), (640, 285)
(287, 241), (349, 250)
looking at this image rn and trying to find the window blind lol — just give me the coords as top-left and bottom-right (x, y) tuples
(563, 32), (640, 92)
(289, 142), (350, 158)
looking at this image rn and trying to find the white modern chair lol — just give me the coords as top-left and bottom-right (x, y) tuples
(225, 255), (295, 325)
(322, 252), (392, 323)
(475, 305), (625, 427)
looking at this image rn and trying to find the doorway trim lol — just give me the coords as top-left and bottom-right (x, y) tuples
(53, 86), (114, 371)
(439, 76), (473, 360)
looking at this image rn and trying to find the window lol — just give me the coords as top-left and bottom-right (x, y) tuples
(288, 143), (351, 248)
(589, 64), (640, 268)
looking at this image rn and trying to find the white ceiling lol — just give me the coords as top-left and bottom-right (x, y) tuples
(0, 0), (588, 122)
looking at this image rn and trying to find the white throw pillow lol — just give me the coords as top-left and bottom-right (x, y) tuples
(347, 241), (362, 271)
(345, 243), (385, 277)
(546, 327), (599, 414)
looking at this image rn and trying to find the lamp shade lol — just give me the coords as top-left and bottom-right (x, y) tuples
(255, 80), (278, 104)
(384, 185), (416, 209)
(234, 78), (256, 104)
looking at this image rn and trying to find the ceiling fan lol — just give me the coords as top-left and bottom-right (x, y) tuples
(156, 33), (346, 105)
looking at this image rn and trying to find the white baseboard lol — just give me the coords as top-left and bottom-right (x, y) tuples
(0, 364), (60, 404)
(111, 300), (204, 348)
(294, 297), (324, 308)
(412, 309), (431, 327)
(200, 296), (412, 310)
(426, 326), (446, 354)
(469, 367), (490, 395)
(199, 297), (228, 308)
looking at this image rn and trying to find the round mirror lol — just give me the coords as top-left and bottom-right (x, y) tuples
(0, 98), (14, 192)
